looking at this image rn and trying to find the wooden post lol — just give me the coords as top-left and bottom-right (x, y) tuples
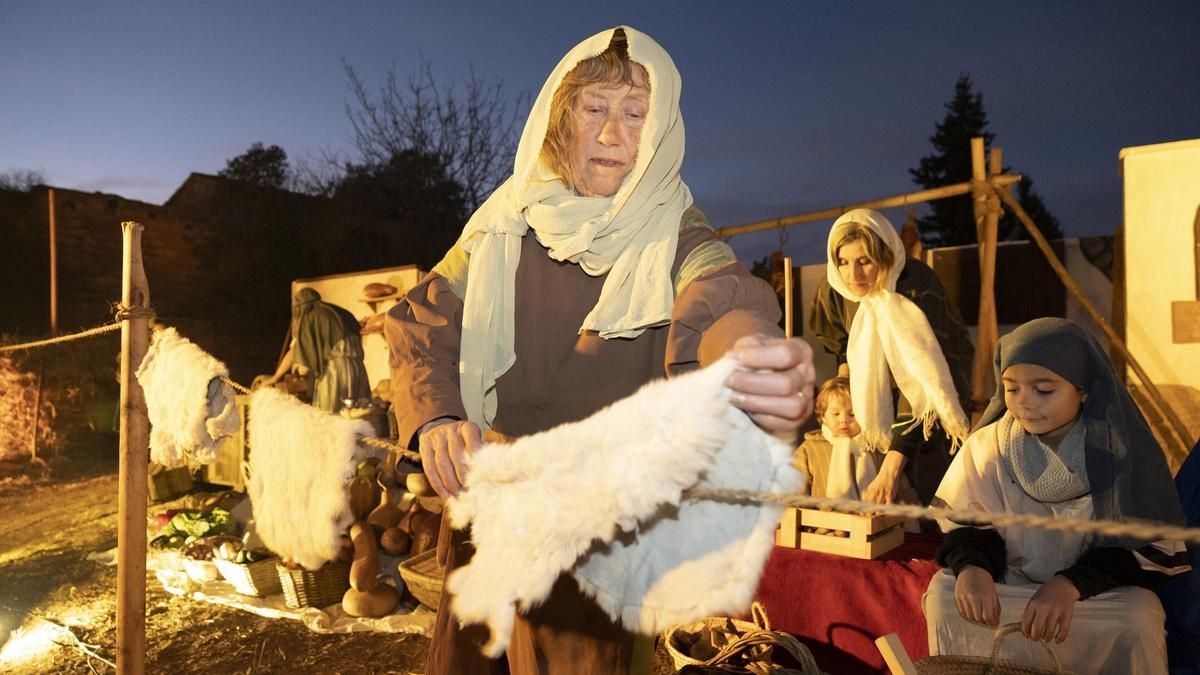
(48, 188), (58, 335)
(715, 174), (1021, 239)
(969, 139), (1000, 420)
(1111, 226), (1127, 382)
(784, 256), (794, 338)
(993, 188), (1194, 457)
(117, 221), (150, 675)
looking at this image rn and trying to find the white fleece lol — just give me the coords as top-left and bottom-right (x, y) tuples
(246, 388), (374, 571)
(446, 357), (802, 657)
(136, 327), (240, 467)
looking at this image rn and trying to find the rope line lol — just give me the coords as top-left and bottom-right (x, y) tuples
(689, 487), (1200, 546)
(0, 322), (122, 353)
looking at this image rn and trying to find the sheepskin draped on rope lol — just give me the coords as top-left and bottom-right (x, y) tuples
(135, 327), (240, 467)
(245, 387), (381, 571)
(445, 357), (802, 657)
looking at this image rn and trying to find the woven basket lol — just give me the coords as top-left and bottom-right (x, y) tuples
(216, 557), (283, 597)
(181, 557), (221, 584)
(666, 602), (774, 671)
(396, 548), (443, 610)
(917, 623), (1076, 674)
(276, 560), (351, 609)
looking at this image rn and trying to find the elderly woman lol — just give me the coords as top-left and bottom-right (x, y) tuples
(263, 288), (370, 413)
(809, 209), (973, 506)
(386, 26), (815, 675)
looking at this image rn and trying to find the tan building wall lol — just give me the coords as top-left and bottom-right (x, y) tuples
(1121, 138), (1200, 387)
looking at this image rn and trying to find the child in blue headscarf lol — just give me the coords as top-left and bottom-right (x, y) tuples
(924, 318), (1188, 674)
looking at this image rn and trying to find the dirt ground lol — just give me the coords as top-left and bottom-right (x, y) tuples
(0, 445), (678, 674)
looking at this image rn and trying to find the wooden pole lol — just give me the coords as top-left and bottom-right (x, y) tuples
(48, 188), (58, 335)
(969, 140), (1001, 419)
(716, 175), (1021, 239)
(993, 188), (1193, 456)
(117, 221), (150, 675)
(1111, 226), (1127, 383)
(784, 256), (794, 338)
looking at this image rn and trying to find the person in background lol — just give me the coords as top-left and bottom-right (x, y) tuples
(809, 208), (973, 507)
(925, 318), (1188, 674)
(385, 26), (815, 675)
(262, 288), (369, 413)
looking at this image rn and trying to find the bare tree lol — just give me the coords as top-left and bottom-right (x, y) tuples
(342, 58), (528, 210)
(0, 168), (47, 192)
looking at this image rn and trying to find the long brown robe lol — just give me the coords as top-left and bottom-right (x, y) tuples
(385, 209), (783, 675)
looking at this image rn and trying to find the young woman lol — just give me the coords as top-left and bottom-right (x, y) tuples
(809, 208), (973, 506)
(925, 318), (1189, 674)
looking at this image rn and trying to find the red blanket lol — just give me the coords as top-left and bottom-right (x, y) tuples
(754, 534), (942, 674)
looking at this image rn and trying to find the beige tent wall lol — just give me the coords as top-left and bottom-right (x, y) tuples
(1121, 138), (1200, 388)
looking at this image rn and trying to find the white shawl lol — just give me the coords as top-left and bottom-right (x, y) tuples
(822, 425), (879, 500)
(432, 26), (692, 430)
(826, 209), (969, 451)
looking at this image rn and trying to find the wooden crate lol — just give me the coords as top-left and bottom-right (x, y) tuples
(775, 507), (904, 559)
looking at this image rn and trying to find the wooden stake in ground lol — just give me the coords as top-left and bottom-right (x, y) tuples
(117, 221), (150, 675)
(969, 139), (1001, 420)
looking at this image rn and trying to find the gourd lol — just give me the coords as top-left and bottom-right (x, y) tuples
(342, 520), (399, 617)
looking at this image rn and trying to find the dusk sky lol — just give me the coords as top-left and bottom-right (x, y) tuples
(3, 1), (1198, 265)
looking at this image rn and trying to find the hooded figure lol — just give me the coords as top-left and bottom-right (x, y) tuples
(385, 26), (810, 675)
(925, 318), (1188, 674)
(290, 288), (369, 413)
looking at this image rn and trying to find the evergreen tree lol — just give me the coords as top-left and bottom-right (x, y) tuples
(910, 75), (1061, 247)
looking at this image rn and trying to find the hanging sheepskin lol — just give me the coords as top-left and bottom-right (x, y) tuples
(135, 327), (240, 467)
(446, 357), (802, 657)
(246, 387), (376, 571)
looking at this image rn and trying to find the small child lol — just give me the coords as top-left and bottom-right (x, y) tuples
(794, 377), (918, 503)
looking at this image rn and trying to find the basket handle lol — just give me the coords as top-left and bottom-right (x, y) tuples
(989, 623), (1062, 673)
(749, 601), (771, 631)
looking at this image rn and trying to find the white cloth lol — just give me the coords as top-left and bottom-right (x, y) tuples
(444, 357), (800, 657)
(432, 26), (692, 430)
(936, 420), (1094, 583)
(246, 388), (375, 571)
(821, 425), (879, 501)
(924, 569), (1168, 674)
(825, 209), (969, 451)
(135, 327), (240, 467)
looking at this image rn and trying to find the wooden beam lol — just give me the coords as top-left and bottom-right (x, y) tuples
(715, 175), (1021, 239)
(784, 256), (793, 338)
(117, 221), (150, 675)
(969, 141), (1001, 418)
(48, 188), (58, 335)
(993, 187), (1194, 457)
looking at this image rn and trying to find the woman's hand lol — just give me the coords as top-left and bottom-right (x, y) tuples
(954, 565), (1001, 627)
(862, 451), (906, 504)
(1022, 575), (1080, 643)
(418, 418), (482, 499)
(727, 334), (815, 440)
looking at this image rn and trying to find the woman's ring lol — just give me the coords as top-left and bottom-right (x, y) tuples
(796, 389), (807, 402)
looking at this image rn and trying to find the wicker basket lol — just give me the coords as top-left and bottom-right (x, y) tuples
(396, 548), (443, 610)
(216, 557), (283, 597)
(182, 557), (221, 584)
(666, 602), (772, 671)
(916, 623), (1075, 674)
(276, 560), (351, 609)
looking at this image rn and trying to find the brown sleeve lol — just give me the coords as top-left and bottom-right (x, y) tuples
(666, 260), (784, 376)
(383, 273), (469, 448)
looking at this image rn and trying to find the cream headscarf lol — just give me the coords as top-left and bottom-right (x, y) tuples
(432, 26), (693, 430)
(825, 209), (969, 451)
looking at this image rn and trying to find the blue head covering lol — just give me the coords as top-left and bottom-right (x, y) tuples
(978, 318), (1185, 548)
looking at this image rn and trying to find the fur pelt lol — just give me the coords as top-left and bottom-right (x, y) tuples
(246, 388), (374, 571)
(446, 357), (802, 657)
(136, 327), (240, 467)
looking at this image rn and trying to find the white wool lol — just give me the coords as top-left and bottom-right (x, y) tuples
(446, 357), (801, 657)
(246, 388), (374, 571)
(136, 327), (240, 467)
